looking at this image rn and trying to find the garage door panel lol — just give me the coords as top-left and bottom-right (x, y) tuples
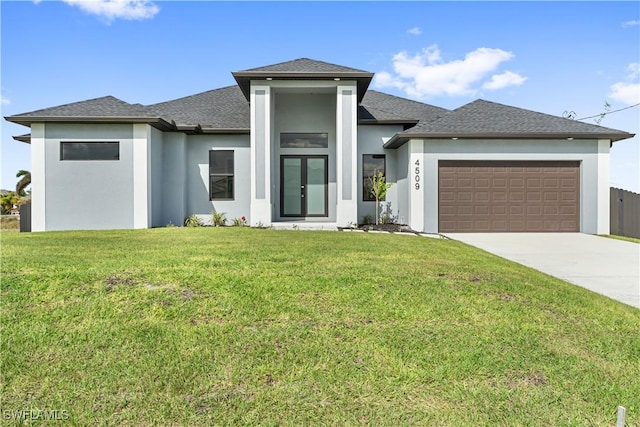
(509, 178), (524, 188)
(527, 206), (542, 215)
(492, 206), (507, 215)
(510, 205), (524, 215)
(475, 192), (490, 202)
(439, 161), (579, 232)
(526, 192), (542, 202)
(492, 178), (507, 188)
(475, 205), (490, 215)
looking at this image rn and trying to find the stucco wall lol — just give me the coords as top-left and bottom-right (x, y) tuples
(416, 138), (608, 234)
(186, 134), (251, 225)
(356, 125), (404, 224)
(149, 127), (164, 227)
(43, 123), (135, 230)
(161, 133), (187, 227)
(273, 92), (337, 221)
(395, 142), (409, 226)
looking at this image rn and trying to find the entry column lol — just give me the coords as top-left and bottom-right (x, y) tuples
(250, 84), (272, 226)
(336, 84), (358, 226)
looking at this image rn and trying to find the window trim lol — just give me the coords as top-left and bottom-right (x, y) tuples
(60, 141), (120, 161)
(363, 154), (386, 202)
(209, 150), (234, 201)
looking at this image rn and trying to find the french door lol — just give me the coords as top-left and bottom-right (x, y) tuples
(280, 155), (328, 217)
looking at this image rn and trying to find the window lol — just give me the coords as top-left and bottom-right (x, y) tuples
(363, 154), (386, 201)
(209, 150), (234, 200)
(60, 142), (119, 160)
(280, 133), (328, 148)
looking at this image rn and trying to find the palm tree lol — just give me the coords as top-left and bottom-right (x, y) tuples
(16, 170), (31, 197)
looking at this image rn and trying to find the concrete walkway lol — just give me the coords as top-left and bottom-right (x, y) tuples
(444, 233), (640, 309)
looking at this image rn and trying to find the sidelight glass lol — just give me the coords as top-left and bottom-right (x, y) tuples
(306, 158), (326, 215)
(282, 157), (302, 216)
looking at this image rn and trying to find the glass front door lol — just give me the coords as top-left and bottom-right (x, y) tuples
(281, 156), (328, 217)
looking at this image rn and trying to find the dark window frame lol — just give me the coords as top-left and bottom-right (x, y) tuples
(280, 133), (329, 149)
(209, 150), (234, 201)
(280, 155), (329, 218)
(363, 154), (386, 202)
(60, 142), (120, 161)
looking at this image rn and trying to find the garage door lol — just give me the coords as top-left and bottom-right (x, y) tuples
(439, 161), (580, 232)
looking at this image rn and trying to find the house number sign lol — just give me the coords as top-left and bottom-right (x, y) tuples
(414, 159), (421, 190)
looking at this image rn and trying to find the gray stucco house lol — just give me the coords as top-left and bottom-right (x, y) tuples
(5, 58), (634, 233)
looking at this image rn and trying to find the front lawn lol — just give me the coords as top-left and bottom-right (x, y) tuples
(1, 228), (638, 425)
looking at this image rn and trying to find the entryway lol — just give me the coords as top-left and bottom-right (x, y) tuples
(280, 155), (328, 217)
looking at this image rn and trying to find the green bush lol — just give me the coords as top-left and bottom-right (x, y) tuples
(184, 214), (202, 227)
(211, 211), (227, 227)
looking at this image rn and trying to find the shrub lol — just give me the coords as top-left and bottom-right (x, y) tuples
(361, 214), (373, 225)
(211, 211), (227, 227)
(184, 214), (202, 227)
(232, 216), (248, 227)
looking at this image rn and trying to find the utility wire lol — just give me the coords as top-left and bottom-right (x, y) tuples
(576, 103), (640, 121)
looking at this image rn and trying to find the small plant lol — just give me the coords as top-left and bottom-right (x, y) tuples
(184, 214), (202, 227)
(165, 221), (176, 228)
(255, 221), (264, 229)
(362, 214), (373, 225)
(368, 171), (393, 225)
(379, 202), (398, 224)
(211, 211), (227, 227)
(232, 216), (248, 227)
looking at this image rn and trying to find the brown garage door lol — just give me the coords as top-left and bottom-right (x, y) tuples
(439, 161), (580, 232)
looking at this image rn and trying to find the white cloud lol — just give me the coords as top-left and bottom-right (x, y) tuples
(622, 20), (640, 28)
(62, 0), (159, 22)
(482, 70), (527, 90)
(374, 45), (525, 99)
(609, 82), (639, 105)
(609, 62), (640, 106)
(1, 95), (10, 105)
(407, 27), (422, 36)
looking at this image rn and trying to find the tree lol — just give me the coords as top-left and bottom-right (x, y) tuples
(16, 170), (31, 197)
(0, 192), (19, 215)
(367, 171), (392, 225)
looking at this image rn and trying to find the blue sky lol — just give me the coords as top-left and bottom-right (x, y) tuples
(2, 1), (639, 192)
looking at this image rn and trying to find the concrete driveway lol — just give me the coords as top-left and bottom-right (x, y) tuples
(444, 233), (640, 309)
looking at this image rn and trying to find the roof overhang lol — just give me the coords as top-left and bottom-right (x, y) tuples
(173, 123), (249, 135)
(5, 115), (176, 131)
(13, 133), (31, 144)
(7, 115), (250, 142)
(384, 131), (636, 149)
(232, 71), (374, 103)
(358, 119), (419, 127)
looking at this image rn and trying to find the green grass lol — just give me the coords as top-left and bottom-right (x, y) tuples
(2, 228), (639, 425)
(601, 234), (640, 244)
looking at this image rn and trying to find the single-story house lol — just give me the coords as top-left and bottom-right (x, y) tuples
(5, 58), (634, 233)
